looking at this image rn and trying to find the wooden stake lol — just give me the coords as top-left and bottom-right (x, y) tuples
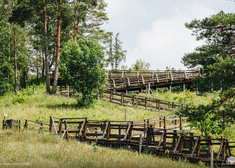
(139, 134), (143, 155)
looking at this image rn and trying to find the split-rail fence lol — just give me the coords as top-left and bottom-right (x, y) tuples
(4, 115), (233, 166)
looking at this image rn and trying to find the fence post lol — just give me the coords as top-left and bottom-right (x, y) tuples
(147, 119), (150, 127)
(136, 96), (138, 107)
(49, 116), (52, 132)
(18, 120), (21, 132)
(211, 146), (214, 168)
(180, 117), (182, 130)
(132, 95), (135, 106)
(25, 119), (28, 130)
(64, 120), (69, 141)
(156, 100), (160, 110)
(145, 97), (148, 109)
(164, 116), (166, 129)
(159, 117), (162, 128)
(175, 115), (177, 129)
(3, 114), (7, 130)
(168, 102), (171, 110)
(41, 123), (44, 133)
(58, 119), (63, 135)
(67, 85), (69, 98)
(139, 134), (143, 155)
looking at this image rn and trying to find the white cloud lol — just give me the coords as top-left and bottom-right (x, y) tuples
(105, 0), (147, 29)
(126, 2), (215, 70)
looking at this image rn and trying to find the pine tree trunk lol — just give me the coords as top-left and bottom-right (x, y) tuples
(68, 25), (70, 38)
(42, 46), (44, 77)
(43, 0), (50, 93)
(36, 51), (39, 79)
(73, 0), (76, 40)
(14, 27), (19, 94)
(52, 0), (62, 94)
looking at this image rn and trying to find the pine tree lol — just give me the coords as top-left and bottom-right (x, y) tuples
(179, 11), (235, 135)
(107, 33), (127, 69)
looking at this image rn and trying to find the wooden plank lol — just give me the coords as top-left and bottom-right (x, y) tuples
(51, 117), (58, 134)
(123, 122), (133, 140)
(157, 131), (165, 150)
(79, 118), (87, 136)
(173, 134), (182, 154)
(102, 121), (110, 139)
(191, 137), (199, 157)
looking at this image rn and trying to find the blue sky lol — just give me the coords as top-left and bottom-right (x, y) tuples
(102, 0), (235, 70)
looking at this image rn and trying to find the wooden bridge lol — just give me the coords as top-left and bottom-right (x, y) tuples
(51, 69), (200, 94)
(107, 70), (199, 92)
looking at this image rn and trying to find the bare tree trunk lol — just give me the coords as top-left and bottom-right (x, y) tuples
(14, 27), (19, 94)
(73, 0), (76, 40)
(42, 43), (44, 77)
(52, 0), (62, 94)
(68, 25), (70, 38)
(36, 51), (39, 79)
(43, 0), (50, 93)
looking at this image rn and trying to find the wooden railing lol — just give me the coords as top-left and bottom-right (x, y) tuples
(3, 115), (235, 166)
(24, 119), (50, 132)
(107, 70), (199, 90)
(100, 90), (194, 111)
(133, 115), (188, 130)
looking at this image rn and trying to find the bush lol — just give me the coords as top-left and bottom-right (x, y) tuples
(60, 39), (108, 107)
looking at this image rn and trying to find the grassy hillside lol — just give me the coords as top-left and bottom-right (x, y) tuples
(0, 130), (204, 168)
(0, 83), (215, 168)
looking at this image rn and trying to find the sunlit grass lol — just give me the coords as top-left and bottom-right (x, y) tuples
(0, 130), (204, 168)
(0, 83), (220, 168)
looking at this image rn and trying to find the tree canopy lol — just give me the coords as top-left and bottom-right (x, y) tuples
(60, 39), (107, 107)
(130, 59), (150, 71)
(0, 0), (125, 95)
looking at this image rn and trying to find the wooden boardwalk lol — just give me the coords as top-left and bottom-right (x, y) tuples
(50, 69), (199, 93)
(107, 70), (199, 92)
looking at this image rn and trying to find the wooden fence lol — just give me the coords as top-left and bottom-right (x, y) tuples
(45, 116), (235, 166)
(3, 115), (235, 166)
(133, 115), (188, 130)
(3, 115), (21, 131)
(24, 119), (50, 132)
(100, 90), (194, 111)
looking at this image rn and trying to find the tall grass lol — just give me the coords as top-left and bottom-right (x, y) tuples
(0, 130), (204, 168)
(0, 83), (220, 168)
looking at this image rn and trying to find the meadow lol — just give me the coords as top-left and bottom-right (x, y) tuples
(0, 82), (222, 168)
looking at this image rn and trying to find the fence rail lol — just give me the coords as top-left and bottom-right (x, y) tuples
(3, 115), (235, 166)
(100, 90), (194, 111)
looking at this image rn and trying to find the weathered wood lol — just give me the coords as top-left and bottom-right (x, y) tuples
(64, 120), (69, 141)
(139, 134), (143, 155)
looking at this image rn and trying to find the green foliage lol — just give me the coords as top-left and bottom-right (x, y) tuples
(92, 140), (98, 152)
(12, 94), (25, 104)
(174, 89), (194, 105)
(106, 32), (127, 69)
(130, 59), (150, 70)
(179, 11), (235, 135)
(60, 39), (108, 107)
